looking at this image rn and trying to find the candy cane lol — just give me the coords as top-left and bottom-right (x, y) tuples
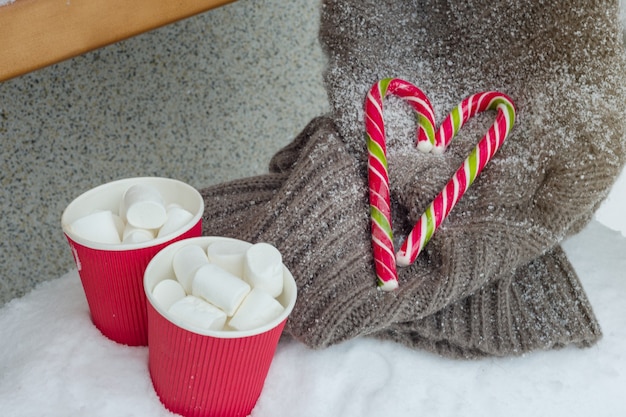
(396, 91), (516, 266)
(364, 78), (516, 290)
(365, 78), (437, 291)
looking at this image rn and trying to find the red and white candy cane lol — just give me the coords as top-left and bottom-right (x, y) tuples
(365, 78), (516, 291)
(365, 78), (436, 291)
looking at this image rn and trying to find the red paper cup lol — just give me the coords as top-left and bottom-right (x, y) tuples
(61, 177), (204, 346)
(144, 237), (297, 417)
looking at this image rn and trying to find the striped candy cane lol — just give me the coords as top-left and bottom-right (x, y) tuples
(365, 78), (516, 290)
(365, 78), (437, 291)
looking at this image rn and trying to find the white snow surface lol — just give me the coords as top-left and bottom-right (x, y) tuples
(595, 165), (626, 237)
(1, 211), (626, 416)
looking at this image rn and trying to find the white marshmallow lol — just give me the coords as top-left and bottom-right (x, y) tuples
(206, 240), (252, 278)
(243, 243), (284, 297)
(152, 279), (186, 311)
(121, 184), (167, 229)
(70, 210), (123, 244)
(228, 288), (284, 331)
(168, 295), (226, 331)
(122, 223), (155, 244)
(157, 206), (194, 238)
(122, 230), (153, 244)
(192, 264), (251, 316)
(172, 245), (210, 293)
(166, 203), (183, 210)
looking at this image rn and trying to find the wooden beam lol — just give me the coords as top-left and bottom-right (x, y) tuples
(0, 0), (234, 81)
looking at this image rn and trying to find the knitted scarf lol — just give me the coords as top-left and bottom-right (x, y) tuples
(200, 0), (626, 358)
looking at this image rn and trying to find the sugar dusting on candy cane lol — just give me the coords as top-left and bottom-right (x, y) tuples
(364, 78), (516, 290)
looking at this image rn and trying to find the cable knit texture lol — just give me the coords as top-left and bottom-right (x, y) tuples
(200, 0), (626, 358)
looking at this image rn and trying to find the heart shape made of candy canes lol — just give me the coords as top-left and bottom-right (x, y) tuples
(365, 78), (516, 291)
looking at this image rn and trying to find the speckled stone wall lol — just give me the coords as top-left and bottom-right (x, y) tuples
(0, 0), (328, 306)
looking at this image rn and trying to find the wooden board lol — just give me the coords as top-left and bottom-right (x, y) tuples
(0, 0), (234, 81)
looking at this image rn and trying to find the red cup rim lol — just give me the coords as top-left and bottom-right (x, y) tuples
(61, 177), (204, 251)
(144, 236), (298, 339)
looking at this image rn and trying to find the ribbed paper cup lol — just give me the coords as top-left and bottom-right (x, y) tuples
(144, 237), (297, 417)
(61, 177), (204, 346)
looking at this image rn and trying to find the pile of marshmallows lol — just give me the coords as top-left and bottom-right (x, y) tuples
(153, 240), (285, 332)
(70, 184), (194, 244)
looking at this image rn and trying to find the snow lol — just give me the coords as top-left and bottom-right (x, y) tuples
(1, 180), (625, 417)
(594, 166), (626, 237)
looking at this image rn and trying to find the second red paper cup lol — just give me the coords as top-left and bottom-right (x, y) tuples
(61, 177), (204, 346)
(144, 237), (297, 417)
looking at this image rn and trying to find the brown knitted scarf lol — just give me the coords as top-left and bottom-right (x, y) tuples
(200, 0), (626, 358)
